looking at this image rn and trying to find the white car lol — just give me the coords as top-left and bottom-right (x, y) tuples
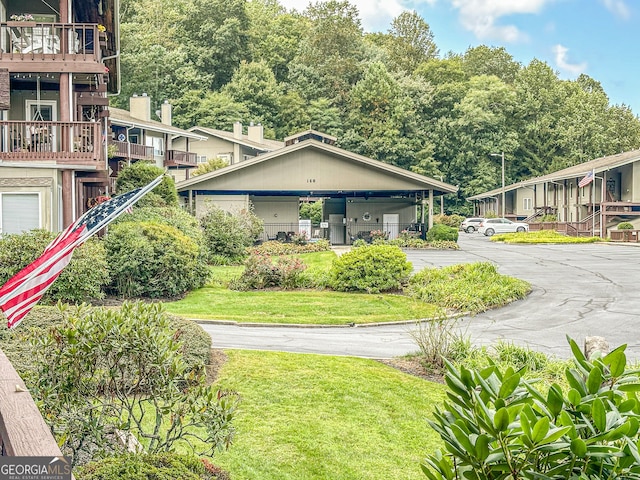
(478, 218), (529, 236)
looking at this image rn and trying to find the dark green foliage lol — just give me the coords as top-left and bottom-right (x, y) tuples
(115, 162), (178, 207)
(330, 244), (411, 293)
(76, 452), (214, 480)
(423, 337), (640, 479)
(230, 253), (308, 291)
(0, 230), (110, 303)
(299, 200), (323, 224)
(169, 316), (212, 373)
(408, 262), (530, 313)
(200, 206), (264, 264)
(426, 223), (458, 242)
(27, 302), (238, 465)
(105, 221), (209, 298)
(618, 221), (634, 230)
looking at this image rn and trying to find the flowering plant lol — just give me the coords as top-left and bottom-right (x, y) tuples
(10, 14), (34, 21)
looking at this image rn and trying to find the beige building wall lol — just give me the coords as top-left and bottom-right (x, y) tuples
(252, 197), (299, 227)
(344, 198), (416, 228)
(194, 194), (249, 217)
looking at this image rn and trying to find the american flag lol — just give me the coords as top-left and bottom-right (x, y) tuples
(0, 175), (164, 329)
(578, 170), (594, 188)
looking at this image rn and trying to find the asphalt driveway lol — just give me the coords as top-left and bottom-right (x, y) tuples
(200, 234), (640, 360)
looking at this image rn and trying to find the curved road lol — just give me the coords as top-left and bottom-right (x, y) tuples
(200, 235), (640, 360)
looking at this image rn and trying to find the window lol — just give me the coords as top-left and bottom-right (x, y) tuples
(581, 186), (586, 198)
(196, 155), (208, 164)
(523, 198), (532, 211)
(1, 193), (40, 235)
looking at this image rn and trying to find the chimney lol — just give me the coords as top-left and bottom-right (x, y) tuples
(130, 93), (151, 122)
(160, 100), (172, 126)
(233, 121), (243, 139)
(247, 123), (264, 144)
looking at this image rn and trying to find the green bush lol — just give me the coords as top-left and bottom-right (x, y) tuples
(330, 244), (411, 293)
(115, 162), (178, 207)
(423, 338), (640, 479)
(299, 200), (323, 224)
(540, 214), (558, 222)
(251, 239), (330, 255)
(618, 221), (634, 230)
(426, 223), (458, 242)
(169, 316), (212, 374)
(0, 230), (110, 304)
(105, 221), (209, 298)
(200, 206), (264, 264)
(27, 302), (238, 465)
(408, 262), (530, 313)
(76, 452), (231, 480)
(230, 253), (308, 290)
(433, 214), (465, 228)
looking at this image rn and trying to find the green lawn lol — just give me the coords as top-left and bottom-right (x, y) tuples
(163, 287), (440, 325)
(163, 251), (441, 324)
(211, 350), (446, 480)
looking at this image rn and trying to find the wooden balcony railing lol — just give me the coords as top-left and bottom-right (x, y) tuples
(0, 121), (102, 164)
(112, 140), (154, 160)
(0, 349), (65, 457)
(0, 23), (103, 68)
(164, 149), (197, 167)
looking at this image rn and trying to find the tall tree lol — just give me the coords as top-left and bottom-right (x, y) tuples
(386, 10), (439, 73)
(462, 45), (521, 84)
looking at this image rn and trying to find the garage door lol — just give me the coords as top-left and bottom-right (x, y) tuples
(1, 193), (40, 235)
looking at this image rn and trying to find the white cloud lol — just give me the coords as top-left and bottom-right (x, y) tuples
(600, 0), (630, 19)
(552, 44), (587, 76)
(449, 0), (553, 42)
(277, 0), (437, 32)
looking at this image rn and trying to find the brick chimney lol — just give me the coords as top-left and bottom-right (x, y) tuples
(247, 122), (263, 144)
(233, 121), (243, 139)
(129, 93), (151, 121)
(160, 100), (172, 126)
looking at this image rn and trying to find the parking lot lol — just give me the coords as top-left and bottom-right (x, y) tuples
(200, 234), (640, 360)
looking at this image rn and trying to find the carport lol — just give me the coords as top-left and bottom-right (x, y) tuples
(176, 131), (458, 244)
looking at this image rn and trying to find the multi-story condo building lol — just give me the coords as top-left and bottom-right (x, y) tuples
(0, 0), (119, 235)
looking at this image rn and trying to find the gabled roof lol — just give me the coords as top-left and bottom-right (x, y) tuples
(177, 138), (457, 195)
(109, 107), (206, 140)
(187, 126), (284, 151)
(467, 149), (640, 200)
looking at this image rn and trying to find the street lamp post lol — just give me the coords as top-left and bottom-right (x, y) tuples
(490, 152), (505, 217)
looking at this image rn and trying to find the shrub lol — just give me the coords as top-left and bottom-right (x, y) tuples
(249, 239), (330, 255)
(330, 244), (411, 293)
(27, 302), (238, 465)
(422, 338), (640, 479)
(169, 316), (213, 374)
(426, 223), (458, 242)
(618, 221), (634, 230)
(0, 230), (110, 304)
(408, 262), (530, 313)
(299, 200), (323, 224)
(115, 162), (178, 207)
(410, 315), (471, 372)
(105, 221), (209, 298)
(230, 253), (308, 290)
(76, 452), (231, 480)
(433, 214), (465, 228)
(200, 205), (264, 264)
(540, 214), (558, 222)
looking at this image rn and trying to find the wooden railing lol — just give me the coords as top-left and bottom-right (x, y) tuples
(0, 22), (101, 63)
(610, 230), (640, 242)
(0, 349), (63, 457)
(112, 140), (154, 160)
(164, 149), (197, 167)
(0, 121), (102, 164)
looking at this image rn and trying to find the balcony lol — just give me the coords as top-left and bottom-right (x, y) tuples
(164, 149), (197, 168)
(112, 140), (154, 161)
(0, 22), (105, 74)
(0, 120), (103, 166)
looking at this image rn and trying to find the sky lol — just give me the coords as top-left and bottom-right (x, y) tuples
(278, 0), (640, 115)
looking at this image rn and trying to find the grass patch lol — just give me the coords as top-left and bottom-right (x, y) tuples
(164, 288), (440, 324)
(211, 350), (446, 480)
(407, 262), (530, 313)
(491, 230), (603, 244)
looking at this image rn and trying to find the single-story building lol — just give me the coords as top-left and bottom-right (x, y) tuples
(176, 130), (458, 244)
